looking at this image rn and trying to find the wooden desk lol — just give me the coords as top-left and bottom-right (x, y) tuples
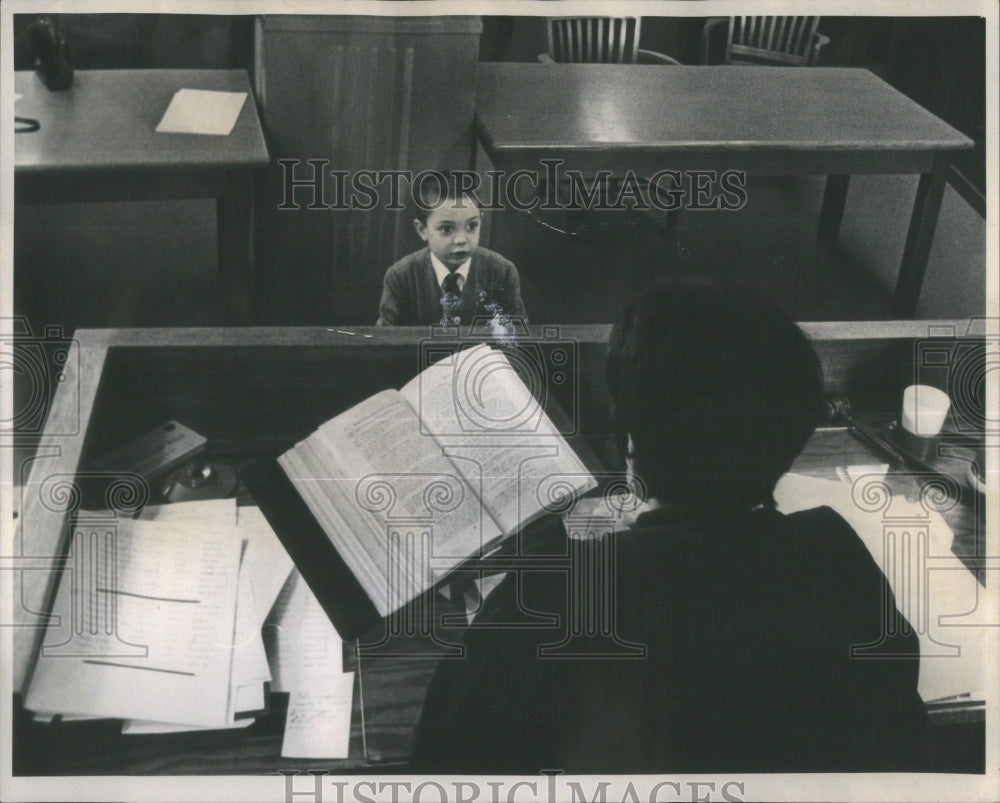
(475, 64), (974, 317)
(14, 69), (269, 283)
(10, 323), (987, 775)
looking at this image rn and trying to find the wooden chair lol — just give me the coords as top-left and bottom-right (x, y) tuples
(701, 17), (830, 66)
(541, 17), (680, 65)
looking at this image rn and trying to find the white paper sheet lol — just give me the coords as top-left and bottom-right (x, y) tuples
(281, 672), (355, 759)
(236, 505), (295, 625)
(774, 472), (987, 703)
(155, 88), (247, 136)
(227, 549), (271, 714)
(120, 503), (274, 732)
(25, 501), (242, 727)
(121, 717), (254, 735)
(264, 571), (344, 693)
(293, 584), (345, 677)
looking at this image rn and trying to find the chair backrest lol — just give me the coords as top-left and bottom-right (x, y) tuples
(545, 17), (642, 64)
(726, 16), (822, 66)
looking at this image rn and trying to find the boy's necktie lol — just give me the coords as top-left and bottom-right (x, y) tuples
(442, 271), (463, 299)
(441, 272), (463, 324)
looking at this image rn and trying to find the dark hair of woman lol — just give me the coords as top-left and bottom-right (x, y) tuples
(606, 279), (824, 518)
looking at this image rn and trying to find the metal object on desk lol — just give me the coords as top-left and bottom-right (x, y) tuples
(161, 458), (238, 503)
(882, 420), (979, 491)
(827, 395), (981, 493)
(824, 396), (904, 462)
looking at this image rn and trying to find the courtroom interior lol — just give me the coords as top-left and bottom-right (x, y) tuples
(6, 8), (991, 789)
(12, 13), (986, 332)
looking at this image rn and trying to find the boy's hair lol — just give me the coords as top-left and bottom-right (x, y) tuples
(413, 171), (481, 224)
(606, 279), (824, 516)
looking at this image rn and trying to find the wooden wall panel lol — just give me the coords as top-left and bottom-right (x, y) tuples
(253, 16), (482, 325)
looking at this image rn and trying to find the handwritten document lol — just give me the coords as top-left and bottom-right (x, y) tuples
(263, 569), (356, 758)
(236, 505), (295, 625)
(120, 504), (294, 732)
(282, 672), (355, 759)
(24, 501), (241, 727)
(278, 586), (354, 758)
(266, 571), (344, 690)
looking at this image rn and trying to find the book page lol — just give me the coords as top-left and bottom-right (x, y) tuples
(400, 345), (596, 534)
(280, 390), (502, 616)
(24, 507), (242, 727)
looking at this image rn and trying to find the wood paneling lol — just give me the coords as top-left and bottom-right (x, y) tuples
(253, 16), (483, 325)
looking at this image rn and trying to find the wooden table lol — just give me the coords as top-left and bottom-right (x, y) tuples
(14, 69), (269, 282)
(9, 323), (987, 776)
(475, 64), (974, 317)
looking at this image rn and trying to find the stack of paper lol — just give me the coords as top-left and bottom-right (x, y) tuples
(24, 500), (292, 732)
(24, 498), (358, 757)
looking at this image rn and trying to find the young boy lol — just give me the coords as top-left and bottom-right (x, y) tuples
(376, 181), (527, 327)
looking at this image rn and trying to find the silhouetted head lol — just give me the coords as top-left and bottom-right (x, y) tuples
(606, 280), (824, 518)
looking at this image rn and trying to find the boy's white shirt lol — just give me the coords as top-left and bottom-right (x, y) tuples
(430, 251), (471, 290)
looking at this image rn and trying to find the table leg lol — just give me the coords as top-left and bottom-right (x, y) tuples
(894, 154), (949, 318)
(217, 173), (254, 322)
(818, 174), (850, 245)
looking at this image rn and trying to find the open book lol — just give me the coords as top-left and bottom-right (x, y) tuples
(243, 344), (596, 637)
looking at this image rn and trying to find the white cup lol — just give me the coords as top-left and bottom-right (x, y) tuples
(901, 384), (951, 437)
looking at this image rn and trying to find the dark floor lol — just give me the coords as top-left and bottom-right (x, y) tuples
(488, 174), (985, 324)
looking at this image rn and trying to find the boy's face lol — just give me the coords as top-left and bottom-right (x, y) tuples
(414, 199), (481, 270)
